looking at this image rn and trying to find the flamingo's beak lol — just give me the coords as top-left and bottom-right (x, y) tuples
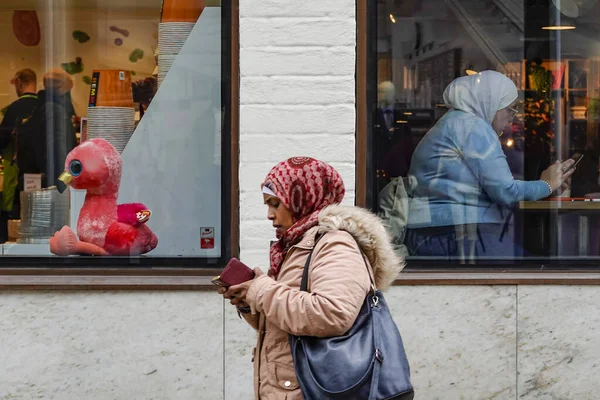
(56, 171), (73, 193)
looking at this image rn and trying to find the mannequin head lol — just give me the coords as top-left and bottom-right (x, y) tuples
(378, 81), (395, 108)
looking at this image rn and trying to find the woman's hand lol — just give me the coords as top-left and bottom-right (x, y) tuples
(215, 285), (228, 296)
(215, 280), (247, 303)
(227, 268), (265, 306)
(540, 160), (575, 192)
(216, 284), (252, 312)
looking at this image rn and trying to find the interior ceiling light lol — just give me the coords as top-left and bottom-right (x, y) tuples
(389, 14), (396, 23)
(544, 0), (577, 30)
(542, 24), (575, 31)
(542, 25), (576, 30)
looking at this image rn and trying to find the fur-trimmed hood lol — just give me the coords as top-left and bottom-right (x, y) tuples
(316, 205), (404, 291)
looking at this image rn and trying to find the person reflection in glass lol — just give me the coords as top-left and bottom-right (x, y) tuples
(406, 71), (575, 260)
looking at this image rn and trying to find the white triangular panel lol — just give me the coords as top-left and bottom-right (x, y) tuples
(114, 8), (222, 257)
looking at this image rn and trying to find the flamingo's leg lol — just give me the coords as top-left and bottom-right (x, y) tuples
(50, 226), (109, 256)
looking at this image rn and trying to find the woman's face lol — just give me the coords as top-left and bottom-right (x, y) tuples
(492, 103), (518, 134)
(264, 194), (295, 239)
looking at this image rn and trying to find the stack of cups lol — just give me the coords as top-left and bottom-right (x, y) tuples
(86, 70), (136, 153)
(157, 0), (205, 87)
(19, 188), (69, 244)
(86, 107), (136, 153)
(157, 22), (194, 86)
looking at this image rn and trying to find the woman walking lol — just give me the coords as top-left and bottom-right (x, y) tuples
(217, 157), (404, 399)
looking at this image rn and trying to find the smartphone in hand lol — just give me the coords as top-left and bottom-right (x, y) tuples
(563, 153), (584, 173)
(212, 258), (255, 288)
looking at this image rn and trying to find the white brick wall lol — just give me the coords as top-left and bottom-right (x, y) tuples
(239, 0), (357, 268)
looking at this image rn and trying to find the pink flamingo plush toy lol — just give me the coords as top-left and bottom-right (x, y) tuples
(50, 138), (158, 256)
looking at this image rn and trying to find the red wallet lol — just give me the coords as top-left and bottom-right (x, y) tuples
(212, 258), (255, 288)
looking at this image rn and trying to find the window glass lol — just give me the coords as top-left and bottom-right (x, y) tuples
(0, 0), (227, 264)
(373, 0), (600, 264)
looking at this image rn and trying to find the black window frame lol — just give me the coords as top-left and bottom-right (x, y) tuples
(362, 0), (600, 272)
(0, 0), (237, 274)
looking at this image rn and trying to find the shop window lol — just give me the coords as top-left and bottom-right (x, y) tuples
(0, 0), (234, 268)
(368, 0), (600, 267)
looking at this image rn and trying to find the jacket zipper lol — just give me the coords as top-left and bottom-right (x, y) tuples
(256, 313), (265, 399)
(256, 240), (315, 398)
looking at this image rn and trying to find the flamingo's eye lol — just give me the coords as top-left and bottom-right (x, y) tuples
(69, 160), (82, 176)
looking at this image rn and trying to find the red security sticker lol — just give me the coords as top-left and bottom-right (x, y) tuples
(201, 227), (214, 249)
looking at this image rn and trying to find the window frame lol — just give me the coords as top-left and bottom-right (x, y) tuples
(356, 0), (600, 283)
(0, 0), (239, 289)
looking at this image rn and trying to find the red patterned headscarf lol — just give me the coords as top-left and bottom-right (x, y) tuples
(262, 157), (345, 279)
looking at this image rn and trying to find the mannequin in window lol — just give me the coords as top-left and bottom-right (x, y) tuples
(374, 81), (414, 186)
(377, 81), (396, 133)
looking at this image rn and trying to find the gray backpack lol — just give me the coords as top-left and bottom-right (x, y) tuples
(378, 176), (416, 257)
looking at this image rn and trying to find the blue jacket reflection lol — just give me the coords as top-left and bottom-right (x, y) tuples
(407, 110), (549, 228)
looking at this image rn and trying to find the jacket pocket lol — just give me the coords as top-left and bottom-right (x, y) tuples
(270, 362), (299, 392)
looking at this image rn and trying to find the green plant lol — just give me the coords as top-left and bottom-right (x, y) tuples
(527, 61), (553, 96)
(523, 95), (556, 151)
(520, 95), (556, 179)
(589, 98), (600, 119)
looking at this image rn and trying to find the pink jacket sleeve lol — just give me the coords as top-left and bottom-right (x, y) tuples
(245, 231), (371, 337)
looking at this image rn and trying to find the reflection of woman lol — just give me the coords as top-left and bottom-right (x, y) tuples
(216, 157), (402, 399)
(406, 71), (574, 258)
